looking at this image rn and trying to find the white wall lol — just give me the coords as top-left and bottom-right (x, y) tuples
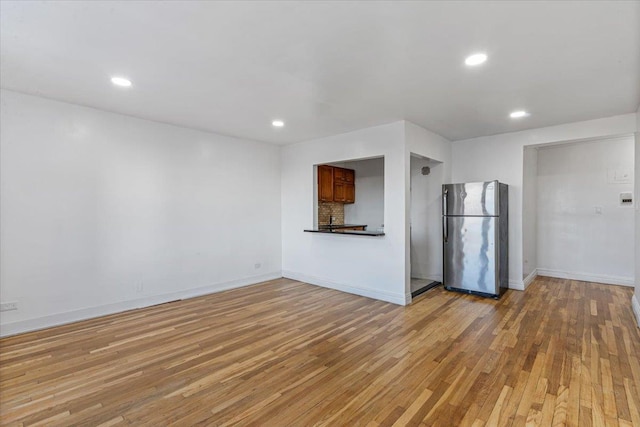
(0, 90), (282, 336)
(281, 120), (450, 304)
(451, 113), (637, 289)
(634, 105), (640, 326)
(536, 136), (635, 286)
(410, 157), (444, 282)
(522, 147), (538, 281)
(343, 157), (384, 230)
(281, 122), (408, 304)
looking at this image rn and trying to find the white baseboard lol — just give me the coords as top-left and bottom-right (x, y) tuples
(508, 280), (525, 291)
(632, 294), (640, 329)
(536, 268), (634, 287)
(523, 269), (538, 289)
(0, 272), (282, 338)
(282, 270), (407, 306)
(507, 269), (537, 291)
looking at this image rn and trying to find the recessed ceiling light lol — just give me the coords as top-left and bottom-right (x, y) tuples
(465, 53), (487, 66)
(111, 76), (132, 87)
(272, 120), (285, 127)
(510, 110), (530, 119)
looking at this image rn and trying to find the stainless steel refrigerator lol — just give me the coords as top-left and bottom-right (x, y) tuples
(442, 181), (508, 298)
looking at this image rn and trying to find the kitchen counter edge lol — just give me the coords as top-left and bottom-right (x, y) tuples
(303, 229), (385, 237)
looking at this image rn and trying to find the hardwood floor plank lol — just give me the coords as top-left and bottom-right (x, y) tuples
(1, 277), (639, 426)
(623, 378), (640, 427)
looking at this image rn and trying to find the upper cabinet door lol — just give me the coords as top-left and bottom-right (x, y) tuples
(343, 168), (355, 184)
(340, 168), (355, 203)
(344, 183), (355, 203)
(318, 165), (334, 202)
(333, 167), (355, 184)
(333, 182), (346, 202)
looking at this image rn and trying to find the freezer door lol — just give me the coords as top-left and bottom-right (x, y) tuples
(443, 181), (499, 217)
(444, 216), (498, 295)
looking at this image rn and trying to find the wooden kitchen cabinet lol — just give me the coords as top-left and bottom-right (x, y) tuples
(317, 165), (355, 204)
(333, 181), (355, 203)
(333, 167), (354, 184)
(344, 182), (355, 203)
(333, 182), (347, 202)
(318, 165), (334, 202)
(334, 167), (355, 203)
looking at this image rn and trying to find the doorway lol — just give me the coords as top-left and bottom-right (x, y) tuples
(522, 134), (635, 287)
(410, 154), (444, 297)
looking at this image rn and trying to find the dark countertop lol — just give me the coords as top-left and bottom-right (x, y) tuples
(318, 224), (368, 230)
(304, 228), (385, 237)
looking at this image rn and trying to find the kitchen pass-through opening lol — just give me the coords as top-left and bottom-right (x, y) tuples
(313, 156), (384, 234)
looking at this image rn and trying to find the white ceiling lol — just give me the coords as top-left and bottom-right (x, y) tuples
(1, 1), (638, 144)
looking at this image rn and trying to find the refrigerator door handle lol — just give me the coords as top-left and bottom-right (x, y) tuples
(443, 188), (448, 242)
(443, 216), (448, 243)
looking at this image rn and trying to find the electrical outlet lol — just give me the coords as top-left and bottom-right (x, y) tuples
(135, 282), (144, 293)
(0, 302), (18, 312)
(620, 192), (633, 206)
(254, 263), (261, 269)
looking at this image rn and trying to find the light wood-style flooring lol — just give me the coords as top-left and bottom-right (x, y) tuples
(1, 277), (639, 426)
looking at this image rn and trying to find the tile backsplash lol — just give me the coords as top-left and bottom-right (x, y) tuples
(318, 202), (345, 226)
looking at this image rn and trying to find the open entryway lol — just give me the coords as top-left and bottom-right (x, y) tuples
(522, 134), (635, 287)
(410, 154), (444, 297)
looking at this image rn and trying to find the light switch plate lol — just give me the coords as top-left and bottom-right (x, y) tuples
(607, 168), (632, 184)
